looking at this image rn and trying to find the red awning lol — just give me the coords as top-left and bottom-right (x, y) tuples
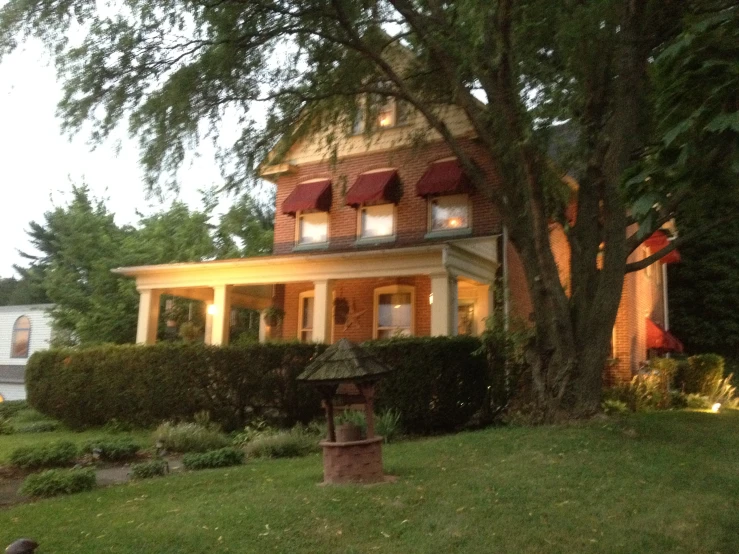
(416, 159), (471, 197)
(282, 180), (332, 215)
(646, 318), (684, 353)
(645, 230), (681, 264)
(345, 170), (401, 206)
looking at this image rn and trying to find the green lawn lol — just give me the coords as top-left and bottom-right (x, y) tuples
(1, 410), (738, 553)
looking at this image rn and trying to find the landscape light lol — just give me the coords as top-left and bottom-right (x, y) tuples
(711, 403), (721, 413)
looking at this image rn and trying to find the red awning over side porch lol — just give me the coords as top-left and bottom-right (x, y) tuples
(646, 318), (684, 353)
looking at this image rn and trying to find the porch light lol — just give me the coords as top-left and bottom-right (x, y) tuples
(711, 403), (721, 413)
(207, 304), (218, 315)
(429, 293), (433, 305)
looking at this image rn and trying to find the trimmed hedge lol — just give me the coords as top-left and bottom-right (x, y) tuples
(27, 337), (487, 434)
(130, 460), (168, 479)
(27, 343), (325, 430)
(20, 468), (96, 498)
(367, 336), (487, 434)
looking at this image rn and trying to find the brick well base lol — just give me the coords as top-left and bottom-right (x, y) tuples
(320, 437), (385, 484)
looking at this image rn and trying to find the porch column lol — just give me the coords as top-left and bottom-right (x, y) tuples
(312, 279), (334, 343)
(258, 310), (268, 343)
(430, 273), (458, 336)
(208, 284), (232, 346)
(136, 289), (161, 345)
(475, 283), (494, 334)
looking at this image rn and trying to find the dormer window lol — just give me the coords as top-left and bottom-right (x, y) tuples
(353, 97), (409, 134)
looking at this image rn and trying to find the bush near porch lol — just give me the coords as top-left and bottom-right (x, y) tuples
(25, 337), (487, 433)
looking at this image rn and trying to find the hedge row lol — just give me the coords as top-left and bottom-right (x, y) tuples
(26, 337), (488, 434)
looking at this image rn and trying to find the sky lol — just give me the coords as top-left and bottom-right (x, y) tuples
(0, 40), (230, 279)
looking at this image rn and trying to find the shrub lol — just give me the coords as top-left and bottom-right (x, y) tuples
(153, 421), (229, 453)
(604, 373), (667, 412)
(19, 468), (96, 498)
(602, 399), (630, 416)
(0, 400), (27, 419)
(26, 337), (487, 435)
(245, 428), (319, 459)
(9, 441), (78, 469)
(685, 394), (711, 410)
(376, 409), (403, 443)
(13, 421), (62, 434)
(703, 374), (737, 406)
(231, 418), (278, 447)
(368, 336), (487, 434)
(677, 354), (725, 394)
(81, 437), (141, 461)
(182, 447), (245, 470)
(26, 343), (324, 430)
(130, 459), (168, 479)
(0, 417), (14, 435)
(12, 408), (51, 423)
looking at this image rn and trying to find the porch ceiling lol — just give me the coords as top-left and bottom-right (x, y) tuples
(114, 242), (498, 291)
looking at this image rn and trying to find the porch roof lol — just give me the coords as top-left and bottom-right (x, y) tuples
(113, 240), (498, 291)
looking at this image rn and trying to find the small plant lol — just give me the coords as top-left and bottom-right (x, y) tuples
(182, 447), (245, 470)
(231, 418), (276, 447)
(102, 418), (134, 433)
(81, 437), (141, 461)
(262, 306), (285, 327)
(130, 459), (168, 479)
(12, 408), (51, 424)
(602, 399), (630, 416)
(0, 417), (14, 435)
(685, 394), (711, 410)
(9, 441), (78, 469)
(0, 400), (28, 419)
(245, 428), (319, 459)
(14, 421), (62, 433)
(19, 468), (96, 498)
(153, 421), (229, 453)
(376, 409), (403, 443)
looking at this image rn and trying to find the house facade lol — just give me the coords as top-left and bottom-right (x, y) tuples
(117, 103), (681, 384)
(0, 304), (54, 401)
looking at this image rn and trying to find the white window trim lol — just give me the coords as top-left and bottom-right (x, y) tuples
(426, 193), (473, 238)
(372, 284), (416, 339)
(297, 290), (315, 343)
(294, 210), (330, 250)
(10, 315), (31, 359)
(355, 203), (397, 243)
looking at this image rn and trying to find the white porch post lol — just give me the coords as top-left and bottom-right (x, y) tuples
(475, 283), (494, 335)
(258, 310), (268, 343)
(430, 273), (458, 336)
(208, 284), (232, 346)
(312, 279), (334, 343)
(136, 289), (161, 345)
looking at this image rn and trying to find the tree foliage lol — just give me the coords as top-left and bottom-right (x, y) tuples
(19, 186), (273, 344)
(2, 0), (737, 416)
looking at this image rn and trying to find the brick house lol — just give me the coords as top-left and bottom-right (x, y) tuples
(116, 101), (681, 384)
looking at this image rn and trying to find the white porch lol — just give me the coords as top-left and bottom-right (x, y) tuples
(115, 239), (498, 346)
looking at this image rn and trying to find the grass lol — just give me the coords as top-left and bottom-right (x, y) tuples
(1, 410), (738, 553)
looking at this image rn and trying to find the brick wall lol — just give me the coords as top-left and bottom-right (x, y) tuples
(281, 276), (432, 343)
(273, 138), (502, 254)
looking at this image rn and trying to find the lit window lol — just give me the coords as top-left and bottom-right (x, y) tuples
(429, 194), (470, 232)
(359, 204), (394, 239)
(298, 292), (314, 342)
(374, 285), (414, 339)
(11, 316), (30, 358)
(353, 97), (409, 134)
(297, 211), (329, 245)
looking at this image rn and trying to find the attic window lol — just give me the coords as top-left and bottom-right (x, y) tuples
(352, 97), (409, 134)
